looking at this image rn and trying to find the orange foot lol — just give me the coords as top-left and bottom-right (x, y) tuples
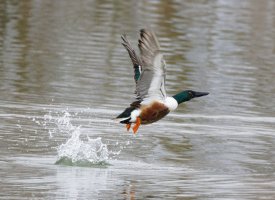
(125, 123), (131, 131)
(132, 117), (141, 134)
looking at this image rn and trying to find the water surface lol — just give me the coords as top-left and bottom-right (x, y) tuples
(1, 0), (275, 199)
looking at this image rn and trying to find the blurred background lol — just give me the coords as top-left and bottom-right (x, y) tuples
(1, 0), (275, 199)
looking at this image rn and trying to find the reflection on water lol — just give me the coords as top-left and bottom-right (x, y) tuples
(1, 0), (275, 199)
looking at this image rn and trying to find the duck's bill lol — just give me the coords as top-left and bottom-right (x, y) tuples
(194, 91), (209, 98)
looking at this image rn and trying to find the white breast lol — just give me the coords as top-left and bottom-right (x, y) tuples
(164, 97), (178, 111)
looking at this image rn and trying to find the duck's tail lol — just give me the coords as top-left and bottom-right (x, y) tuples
(115, 107), (135, 124)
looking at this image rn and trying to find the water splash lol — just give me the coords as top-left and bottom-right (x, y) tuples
(44, 110), (109, 167)
(56, 127), (109, 166)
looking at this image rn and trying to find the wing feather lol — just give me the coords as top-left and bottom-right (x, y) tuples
(136, 29), (167, 103)
(121, 34), (142, 83)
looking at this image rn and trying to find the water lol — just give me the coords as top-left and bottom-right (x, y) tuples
(1, 0), (275, 199)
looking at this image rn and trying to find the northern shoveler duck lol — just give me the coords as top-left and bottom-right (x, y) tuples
(116, 29), (209, 134)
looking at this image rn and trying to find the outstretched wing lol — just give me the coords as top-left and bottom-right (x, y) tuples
(136, 29), (167, 103)
(121, 34), (142, 83)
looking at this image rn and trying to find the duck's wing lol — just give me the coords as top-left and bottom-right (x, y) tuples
(136, 29), (167, 103)
(121, 34), (142, 83)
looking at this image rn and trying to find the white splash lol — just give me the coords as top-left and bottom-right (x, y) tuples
(56, 127), (108, 165)
(43, 110), (109, 166)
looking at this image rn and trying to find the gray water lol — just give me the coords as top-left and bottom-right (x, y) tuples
(1, 0), (275, 199)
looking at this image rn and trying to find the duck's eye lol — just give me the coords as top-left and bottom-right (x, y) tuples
(188, 92), (194, 97)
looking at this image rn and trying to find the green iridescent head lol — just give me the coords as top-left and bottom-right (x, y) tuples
(172, 90), (209, 104)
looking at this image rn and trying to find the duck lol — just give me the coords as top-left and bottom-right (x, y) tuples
(116, 29), (209, 134)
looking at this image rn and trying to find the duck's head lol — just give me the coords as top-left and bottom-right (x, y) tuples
(172, 90), (209, 104)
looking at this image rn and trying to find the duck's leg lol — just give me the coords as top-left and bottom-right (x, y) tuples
(125, 123), (131, 131)
(132, 117), (141, 134)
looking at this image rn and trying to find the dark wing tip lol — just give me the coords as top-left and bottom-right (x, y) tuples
(140, 28), (145, 33)
(140, 28), (150, 34)
(121, 34), (127, 42)
(121, 42), (127, 47)
(140, 28), (151, 37)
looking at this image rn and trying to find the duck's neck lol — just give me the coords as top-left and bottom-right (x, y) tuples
(172, 91), (191, 104)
